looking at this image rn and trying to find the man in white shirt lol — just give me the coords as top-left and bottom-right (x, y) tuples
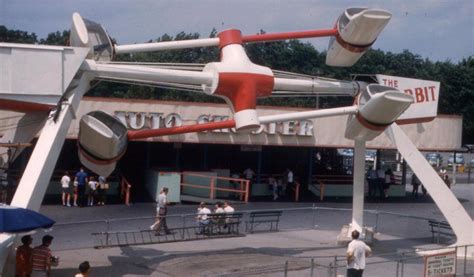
(151, 187), (172, 235)
(223, 201), (234, 213)
(347, 230), (372, 277)
(197, 202), (211, 234)
(61, 171), (71, 207)
(286, 169), (295, 200)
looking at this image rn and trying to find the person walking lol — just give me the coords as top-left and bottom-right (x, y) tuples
(60, 171), (71, 207)
(32, 235), (54, 277)
(16, 235), (33, 277)
(347, 230), (371, 277)
(151, 187), (172, 236)
(74, 168), (88, 207)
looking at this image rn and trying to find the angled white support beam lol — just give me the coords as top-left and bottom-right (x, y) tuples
(0, 73), (93, 275)
(386, 123), (473, 246)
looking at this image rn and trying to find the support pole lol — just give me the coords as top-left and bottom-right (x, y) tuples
(351, 139), (366, 233)
(0, 73), (93, 274)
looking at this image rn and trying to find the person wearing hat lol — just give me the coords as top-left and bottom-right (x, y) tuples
(16, 235), (33, 277)
(32, 235), (54, 276)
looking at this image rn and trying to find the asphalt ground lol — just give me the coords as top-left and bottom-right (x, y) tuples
(24, 182), (474, 276)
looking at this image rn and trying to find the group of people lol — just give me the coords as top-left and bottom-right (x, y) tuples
(196, 201), (234, 234)
(268, 169), (294, 201)
(240, 168), (295, 201)
(60, 168), (109, 207)
(16, 234), (54, 277)
(366, 168), (394, 200)
(149, 187), (237, 236)
(412, 167), (452, 199)
(16, 234), (91, 276)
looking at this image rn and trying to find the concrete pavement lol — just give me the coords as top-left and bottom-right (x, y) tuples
(27, 183), (474, 276)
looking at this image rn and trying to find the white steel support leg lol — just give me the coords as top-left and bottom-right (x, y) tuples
(386, 124), (473, 247)
(0, 73), (92, 274)
(351, 139), (366, 233)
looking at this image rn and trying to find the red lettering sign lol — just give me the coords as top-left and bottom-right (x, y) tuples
(403, 86), (437, 103)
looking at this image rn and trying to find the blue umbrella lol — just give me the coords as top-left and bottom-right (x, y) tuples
(0, 205), (55, 233)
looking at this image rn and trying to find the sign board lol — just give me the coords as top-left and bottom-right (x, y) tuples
(424, 250), (456, 276)
(376, 75), (440, 123)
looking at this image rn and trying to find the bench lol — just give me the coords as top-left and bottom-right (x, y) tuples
(245, 210), (283, 233)
(428, 220), (455, 243)
(201, 212), (243, 236)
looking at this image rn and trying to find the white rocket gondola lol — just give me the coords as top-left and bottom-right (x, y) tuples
(78, 111), (128, 177)
(326, 8), (391, 67)
(345, 84), (413, 141)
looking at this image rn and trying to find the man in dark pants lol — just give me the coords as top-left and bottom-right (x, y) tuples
(154, 187), (172, 235)
(75, 168), (88, 207)
(347, 230), (371, 277)
(366, 168), (377, 199)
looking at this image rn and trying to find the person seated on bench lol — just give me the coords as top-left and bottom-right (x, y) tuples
(213, 202), (225, 233)
(223, 201), (234, 213)
(223, 201), (236, 230)
(196, 202), (211, 234)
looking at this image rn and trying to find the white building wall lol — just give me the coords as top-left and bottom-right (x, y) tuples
(0, 97), (462, 151)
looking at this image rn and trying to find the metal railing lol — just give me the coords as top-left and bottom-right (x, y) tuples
(181, 172), (250, 202)
(47, 205), (473, 275)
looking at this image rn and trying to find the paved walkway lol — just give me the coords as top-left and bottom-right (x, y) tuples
(30, 183), (474, 276)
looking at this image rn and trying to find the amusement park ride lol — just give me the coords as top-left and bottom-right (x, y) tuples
(0, 6), (472, 271)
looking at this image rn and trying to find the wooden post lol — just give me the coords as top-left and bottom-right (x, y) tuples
(125, 183), (130, 206)
(209, 177), (215, 199)
(294, 182), (300, 202)
(244, 180), (250, 203)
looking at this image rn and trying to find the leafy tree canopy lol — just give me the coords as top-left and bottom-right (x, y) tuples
(1, 27), (473, 143)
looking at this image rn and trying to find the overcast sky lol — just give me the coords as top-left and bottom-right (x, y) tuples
(1, 0), (472, 62)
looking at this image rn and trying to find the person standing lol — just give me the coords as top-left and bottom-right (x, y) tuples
(60, 171), (71, 207)
(383, 169), (394, 198)
(347, 230), (371, 277)
(411, 173), (421, 199)
(16, 235), (33, 277)
(97, 176), (107, 205)
(366, 168), (377, 199)
(75, 168), (88, 207)
(376, 168), (385, 200)
(87, 177), (98, 206)
(443, 174), (451, 189)
(152, 187), (171, 236)
(32, 235), (54, 277)
(243, 168), (255, 199)
(286, 169), (295, 200)
(268, 176), (278, 201)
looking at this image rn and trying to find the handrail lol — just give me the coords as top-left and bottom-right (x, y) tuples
(120, 175), (131, 206)
(308, 179), (325, 201)
(181, 172), (250, 203)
